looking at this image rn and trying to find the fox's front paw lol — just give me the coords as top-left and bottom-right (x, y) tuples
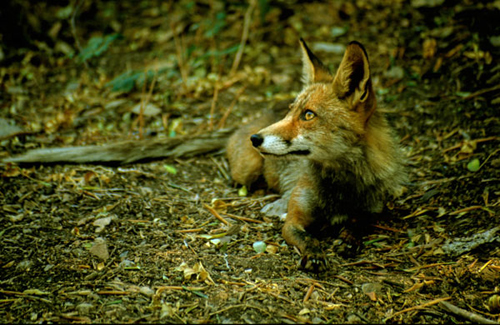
(298, 240), (327, 272)
(299, 252), (327, 272)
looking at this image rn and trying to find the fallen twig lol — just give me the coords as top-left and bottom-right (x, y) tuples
(70, 0), (87, 69)
(296, 278), (341, 289)
(384, 297), (451, 321)
(218, 85), (247, 129)
(210, 156), (230, 181)
(333, 275), (354, 285)
(402, 208), (434, 219)
(208, 80), (220, 131)
(224, 213), (263, 224)
(209, 303), (269, 316)
(373, 224), (404, 233)
(171, 22), (188, 90)
(230, 0), (256, 76)
(439, 300), (498, 324)
(463, 84), (500, 100)
(479, 259), (493, 273)
(303, 284), (315, 303)
(479, 148), (500, 171)
(204, 204), (230, 225)
(138, 62), (158, 139)
(404, 262), (456, 272)
(97, 291), (129, 295)
(449, 205), (488, 215)
(156, 286), (206, 294)
(268, 292), (294, 304)
(443, 136), (499, 153)
(176, 228), (204, 233)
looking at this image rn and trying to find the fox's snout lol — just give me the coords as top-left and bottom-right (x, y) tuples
(250, 134), (264, 148)
(250, 131), (310, 157)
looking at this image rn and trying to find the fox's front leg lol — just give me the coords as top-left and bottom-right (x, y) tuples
(282, 183), (326, 272)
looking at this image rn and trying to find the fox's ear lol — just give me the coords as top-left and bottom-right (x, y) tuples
(333, 41), (376, 119)
(299, 38), (332, 85)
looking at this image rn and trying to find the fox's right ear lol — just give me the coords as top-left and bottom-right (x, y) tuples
(299, 38), (332, 85)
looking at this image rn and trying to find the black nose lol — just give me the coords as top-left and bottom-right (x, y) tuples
(250, 134), (263, 147)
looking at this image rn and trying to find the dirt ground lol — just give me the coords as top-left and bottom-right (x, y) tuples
(1, 0), (499, 323)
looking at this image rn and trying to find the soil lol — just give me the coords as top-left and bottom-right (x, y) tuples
(1, 0), (499, 323)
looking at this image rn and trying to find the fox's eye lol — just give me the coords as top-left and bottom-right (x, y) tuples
(302, 110), (316, 121)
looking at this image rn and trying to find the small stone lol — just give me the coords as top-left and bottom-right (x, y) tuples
(252, 241), (267, 254)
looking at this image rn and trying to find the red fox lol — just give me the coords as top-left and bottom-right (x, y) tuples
(5, 39), (406, 271)
(227, 39), (407, 271)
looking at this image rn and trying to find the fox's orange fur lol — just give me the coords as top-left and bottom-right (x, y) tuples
(226, 39), (407, 271)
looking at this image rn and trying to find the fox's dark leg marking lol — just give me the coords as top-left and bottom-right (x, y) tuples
(283, 217), (327, 272)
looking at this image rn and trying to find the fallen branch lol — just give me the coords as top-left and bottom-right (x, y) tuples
(3, 128), (235, 164)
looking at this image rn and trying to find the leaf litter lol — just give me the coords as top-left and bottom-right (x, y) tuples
(1, 0), (500, 324)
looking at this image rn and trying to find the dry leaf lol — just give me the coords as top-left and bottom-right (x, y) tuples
(423, 38), (437, 59)
(89, 238), (109, 261)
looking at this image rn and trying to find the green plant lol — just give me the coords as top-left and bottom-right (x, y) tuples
(77, 33), (123, 63)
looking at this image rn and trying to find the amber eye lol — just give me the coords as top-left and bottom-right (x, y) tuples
(302, 110), (316, 121)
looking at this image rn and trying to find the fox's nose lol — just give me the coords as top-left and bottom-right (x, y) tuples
(250, 134), (263, 147)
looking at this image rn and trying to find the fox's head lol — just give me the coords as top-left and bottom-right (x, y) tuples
(251, 39), (381, 166)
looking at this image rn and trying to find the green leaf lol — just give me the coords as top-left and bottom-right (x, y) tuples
(363, 236), (389, 246)
(164, 164), (178, 175)
(196, 44), (240, 63)
(238, 185), (248, 197)
(105, 299), (123, 305)
(258, 0), (270, 23)
(56, 5), (73, 19)
(467, 158), (480, 172)
(204, 12), (226, 38)
(124, 265), (141, 270)
(105, 68), (169, 93)
(456, 91), (472, 98)
(77, 33), (123, 63)
(182, 286), (208, 299)
(105, 71), (142, 92)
